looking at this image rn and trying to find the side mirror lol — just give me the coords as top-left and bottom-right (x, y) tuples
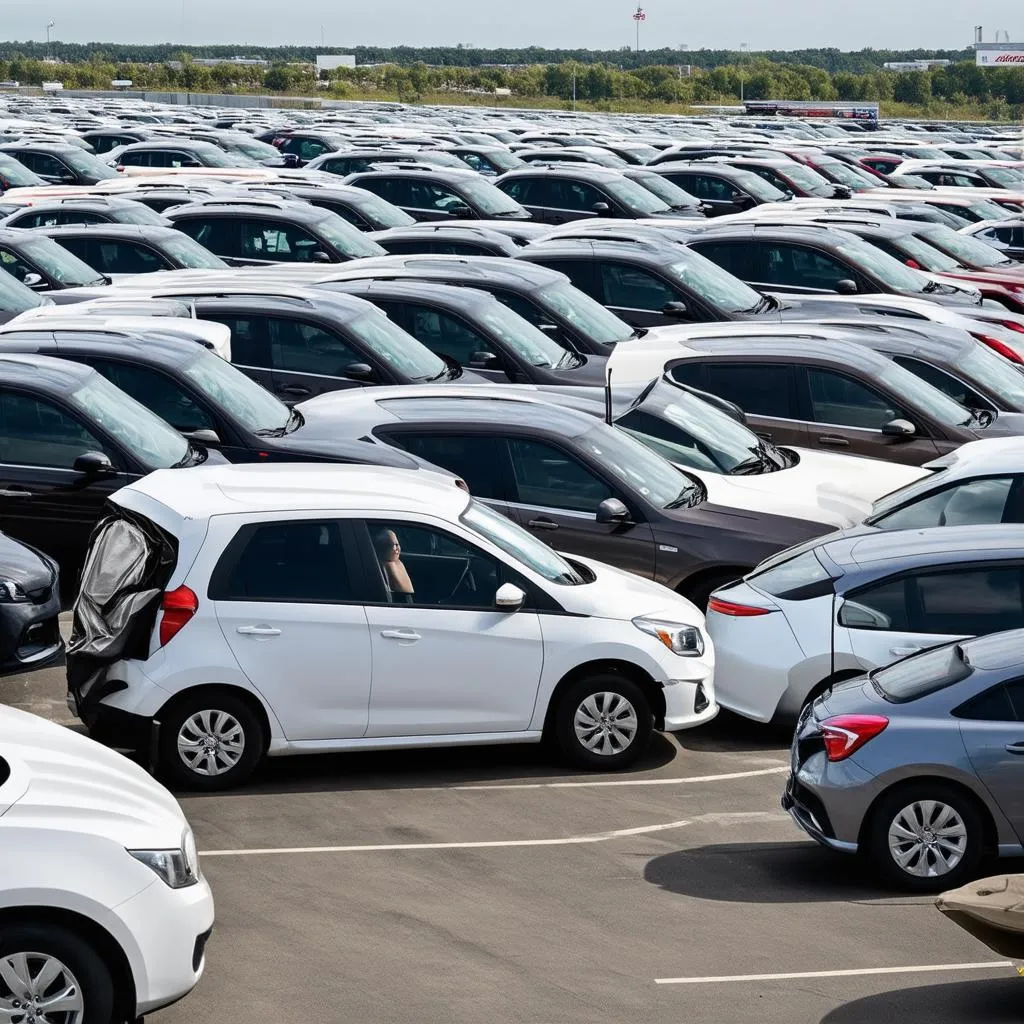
(596, 497), (631, 525)
(832, 185), (853, 200)
(537, 323), (561, 336)
(60, 173), (77, 184)
(21, 272), (44, 289)
(343, 362), (375, 381)
(469, 350), (498, 368)
(449, 203), (473, 219)
(183, 428), (221, 446)
(882, 418), (916, 439)
(661, 300), (689, 318)
(73, 451), (115, 475)
(835, 279), (859, 295)
(591, 201), (611, 215)
(311, 249), (333, 264)
(730, 192), (755, 209)
(495, 582), (525, 612)
(282, 153), (300, 167)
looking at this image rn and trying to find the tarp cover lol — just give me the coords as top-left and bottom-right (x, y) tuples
(936, 874), (1024, 960)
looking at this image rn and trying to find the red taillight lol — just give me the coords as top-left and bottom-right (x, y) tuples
(159, 586), (198, 647)
(1000, 320), (1024, 334)
(970, 331), (1024, 364)
(821, 714), (889, 762)
(707, 597), (771, 617)
(905, 259), (922, 270)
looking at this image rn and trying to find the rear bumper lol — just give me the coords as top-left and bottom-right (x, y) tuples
(782, 776), (857, 853)
(75, 698), (152, 752)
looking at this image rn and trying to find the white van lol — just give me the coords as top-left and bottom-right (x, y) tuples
(68, 463), (717, 789)
(0, 704), (214, 1022)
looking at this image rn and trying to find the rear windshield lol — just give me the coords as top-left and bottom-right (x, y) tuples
(748, 550), (833, 599)
(870, 643), (972, 703)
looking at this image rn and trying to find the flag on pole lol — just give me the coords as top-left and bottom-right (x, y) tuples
(633, 6), (647, 20)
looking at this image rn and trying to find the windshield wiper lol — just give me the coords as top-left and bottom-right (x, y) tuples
(628, 327), (648, 340)
(745, 294), (775, 315)
(921, 279), (941, 293)
(556, 349), (583, 369)
(171, 444), (202, 468)
(665, 482), (705, 509)
(256, 408), (305, 437)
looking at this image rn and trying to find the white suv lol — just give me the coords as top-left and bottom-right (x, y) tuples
(68, 463), (717, 789)
(1, 704), (214, 1023)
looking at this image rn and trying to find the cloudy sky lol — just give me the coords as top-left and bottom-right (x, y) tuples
(5, 0), (1018, 51)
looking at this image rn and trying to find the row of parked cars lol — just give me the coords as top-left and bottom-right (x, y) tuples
(2, 95), (1024, 1024)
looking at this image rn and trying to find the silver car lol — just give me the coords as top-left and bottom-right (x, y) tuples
(784, 629), (1024, 891)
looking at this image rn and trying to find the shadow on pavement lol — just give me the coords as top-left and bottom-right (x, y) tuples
(821, 978), (1022, 1024)
(645, 840), (892, 903)
(674, 709), (791, 754)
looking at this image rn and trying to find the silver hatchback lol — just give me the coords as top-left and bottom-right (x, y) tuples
(784, 629), (1024, 891)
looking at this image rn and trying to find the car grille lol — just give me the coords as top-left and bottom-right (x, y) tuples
(193, 927), (212, 971)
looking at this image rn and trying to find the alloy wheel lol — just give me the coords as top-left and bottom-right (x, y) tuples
(887, 799), (968, 878)
(177, 708), (246, 777)
(573, 691), (638, 756)
(0, 951), (84, 1024)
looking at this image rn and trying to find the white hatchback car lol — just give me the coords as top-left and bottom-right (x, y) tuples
(68, 463), (717, 789)
(1, 704), (213, 1023)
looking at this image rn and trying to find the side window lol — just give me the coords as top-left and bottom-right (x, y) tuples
(176, 217), (238, 258)
(267, 317), (367, 377)
(554, 180), (603, 211)
(85, 359), (214, 433)
(299, 140), (328, 162)
(498, 178), (536, 204)
(807, 369), (901, 429)
(365, 519), (503, 608)
(697, 363), (796, 419)
(508, 437), (612, 513)
(393, 434), (507, 500)
(894, 356), (989, 411)
(875, 477), (1020, 530)
(389, 303), (496, 365)
(118, 151), (151, 167)
(211, 520), (352, 602)
(204, 313), (272, 368)
(599, 262), (678, 310)
(460, 153), (486, 173)
(955, 683), (1018, 721)
(9, 211), (51, 228)
(325, 204), (366, 229)
(525, 258), (598, 298)
(774, 245), (854, 290)
(686, 175), (734, 202)
(362, 177), (414, 207)
(239, 219), (320, 263)
(408, 182), (464, 214)
(0, 391), (108, 468)
(691, 241), (751, 278)
(86, 241), (166, 275)
(493, 291), (545, 327)
(55, 211), (104, 226)
(27, 154), (67, 178)
(0, 247), (39, 283)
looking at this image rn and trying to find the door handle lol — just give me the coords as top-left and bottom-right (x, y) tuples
(236, 625), (281, 637)
(818, 435), (850, 448)
(279, 384), (312, 397)
(528, 518), (559, 531)
(890, 645), (922, 657)
(380, 629), (421, 642)
(1005, 742), (1024, 755)
(0, 487), (32, 498)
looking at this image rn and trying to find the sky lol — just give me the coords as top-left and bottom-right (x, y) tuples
(3, 0), (1020, 52)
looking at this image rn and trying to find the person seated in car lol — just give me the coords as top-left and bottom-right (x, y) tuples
(375, 528), (414, 602)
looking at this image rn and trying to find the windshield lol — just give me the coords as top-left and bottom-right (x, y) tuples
(0, 155), (42, 187)
(868, 466), (948, 521)
(457, 178), (529, 217)
(184, 348), (290, 432)
(312, 213), (387, 258)
(18, 235), (106, 286)
(227, 138), (281, 161)
(959, 344), (1024, 408)
(733, 170), (789, 202)
(669, 254), (765, 314)
(629, 172), (700, 208)
(158, 232), (228, 269)
(0, 266), (43, 311)
(193, 145), (260, 168)
(983, 166), (1024, 187)
(60, 150), (118, 180)
(477, 301), (578, 367)
(603, 177), (672, 215)
(835, 238), (934, 293)
(69, 373), (189, 469)
(879, 361), (974, 428)
(776, 163), (835, 196)
(348, 191), (416, 227)
(346, 311), (448, 380)
(479, 149), (523, 172)
(816, 159), (876, 190)
(113, 203), (169, 225)
(921, 224), (1015, 268)
(618, 390), (765, 473)
(893, 234), (961, 272)
(538, 282), (634, 344)
(577, 423), (700, 508)
(462, 500), (584, 585)
(968, 200), (1014, 222)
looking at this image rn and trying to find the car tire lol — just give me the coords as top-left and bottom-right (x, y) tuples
(159, 691), (265, 791)
(554, 673), (653, 771)
(0, 923), (115, 1024)
(866, 782), (985, 893)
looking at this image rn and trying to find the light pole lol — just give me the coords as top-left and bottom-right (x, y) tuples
(45, 20), (54, 60)
(738, 41), (749, 104)
(632, 5), (646, 54)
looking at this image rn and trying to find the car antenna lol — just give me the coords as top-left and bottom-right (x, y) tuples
(605, 367), (613, 426)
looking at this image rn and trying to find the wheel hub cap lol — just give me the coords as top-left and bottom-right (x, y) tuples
(887, 799), (967, 878)
(573, 691), (639, 756)
(177, 708), (245, 777)
(0, 951), (84, 1024)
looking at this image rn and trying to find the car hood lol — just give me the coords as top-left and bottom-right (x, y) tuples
(556, 553), (704, 624)
(0, 532), (55, 589)
(545, 354), (608, 386)
(940, 267), (1024, 288)
(688, 449), (925, 528)
(0, 704), (188, 848)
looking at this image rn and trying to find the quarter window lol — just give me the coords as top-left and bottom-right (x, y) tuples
(86, 360), (214, 433)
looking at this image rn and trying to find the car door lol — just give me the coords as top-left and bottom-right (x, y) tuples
(597, 260), (693, 327)
(800, 365), (942, 463)
(208, 518), (373, 740)
(504, 435), (657, 578)
(0, 387), (130, 576)
(670, 359), (809, 448)
(356, 516), (544, 737)
(957, 677), (1024, 837)
(834, 562), (1024, 672)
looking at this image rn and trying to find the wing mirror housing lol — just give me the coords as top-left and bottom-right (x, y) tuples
(183, 428), (221, 447)
(311, 249), (333, 263)
(495, 582), (526, 612)
(591, 201), (611, 215)
(661, 300), (689, 318)
(343, 362), (375, 381)
(450, 203), (473, 219)
(73, 451), (116, 475)
(21, 272), (45, 289)
(882, 418), (917, 439)
(835, 279), (859, 295)
(596, 497), (632, 525)
(469, 351), (498, 368)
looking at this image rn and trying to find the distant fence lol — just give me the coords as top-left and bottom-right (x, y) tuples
(32, 88), (326, 109)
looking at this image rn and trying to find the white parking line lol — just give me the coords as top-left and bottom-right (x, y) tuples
(654, 961), (1012, 985)
(201, 816), (693, 858)
(451, 765), (789, 791)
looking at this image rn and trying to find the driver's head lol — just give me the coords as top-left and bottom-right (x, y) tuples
(375, 528), (401, 563)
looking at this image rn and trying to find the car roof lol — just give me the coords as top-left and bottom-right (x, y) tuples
(324, 277), (504, 310)
(346, 167), (482, 182)
(519, 237), (682, 261)
(165, 200), (326, 221)
(0, 351), (96, 389)
(925, 436), (1024, 475)
(691, 222), (865, 244)
(116, 462), (470, 521)
(0, 142), (81, 155)
(497, 165), (633, 181)
(0, 327), (212, 365)
(679, 333), (897, 369)
(37, 224), (185, 241)
(313, 253), (566, 288)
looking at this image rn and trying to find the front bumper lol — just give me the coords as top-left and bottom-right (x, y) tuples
(662, 674), (719, 731)
(0, 586), (62, 674)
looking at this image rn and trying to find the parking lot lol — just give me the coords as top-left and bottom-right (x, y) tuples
(2, 630), (1017, 1024)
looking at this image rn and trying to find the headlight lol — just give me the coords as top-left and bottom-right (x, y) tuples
(129, 829), (200, 888)
(632, 615), (704, 657)
(0, 578), (28, 603)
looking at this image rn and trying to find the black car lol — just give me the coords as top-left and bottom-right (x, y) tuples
(620, 168), (706, 217)
(166, 199), (386, 265)
(79, 128), (155, 154)
(495, 165), (692, 224)
(0, 153), (47, 192)
(646, 161), (792, 216)
(714, 156), (851, 199)
(0, 227), (108, 292)
(38, 224), (228, 275)
(305, 149), (468, 177)
(257, 129), (352, 166)
(1, 196), (170, 229)
(109, 184), (230, 214)
(241, 183), (416, 231)
(368, 225), (522, 257)
(305, 388), (828, 606)
(0, 530), (61, 674)
(343, 168), (532, 222)
(108, 139), (261, 170)
(686, 223), (982, 304)
(297, 253), (639, 355)
(0, 143), (119, 185)
(436, 145), (527, 176)
(0, 353), (221, 584)
(321, 278), (607, 386)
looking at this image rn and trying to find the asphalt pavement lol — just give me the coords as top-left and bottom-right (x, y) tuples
(3, 642), (1020, 1024)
